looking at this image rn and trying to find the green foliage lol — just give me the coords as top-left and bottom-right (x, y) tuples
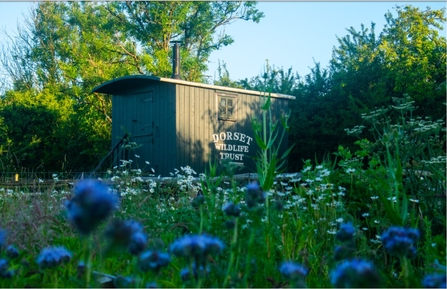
(0, 1), (264, 171)
(287, 5), (446, 171)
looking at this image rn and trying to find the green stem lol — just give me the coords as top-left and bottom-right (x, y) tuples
(85, 235), (93, 287)
(243, 229), (255, 287)
(401, 257), (410, 288)
(223, 218), (238, 288)
(199, 205), (204, 234)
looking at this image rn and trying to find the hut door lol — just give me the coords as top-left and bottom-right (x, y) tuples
(132, 92), (154, 157)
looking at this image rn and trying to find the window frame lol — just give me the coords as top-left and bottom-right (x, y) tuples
(216, 92), (237, 122)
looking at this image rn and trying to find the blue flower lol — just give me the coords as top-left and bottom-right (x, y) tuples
(66, 179), (118, 235)
(422, 273), (446, 288)
(138, 250), (171, 272)
(279, 261), (308, 286)
(105, 219), (147, 256)
(223, 202), (241, 217)
(381, 226), (420, 258)
(0, 259), (13, 279)
(330, 259), (381, 288)
(146, 281), (158, 288)
(6, 245), (19, 259)
(0, 259), (8, 273)
(336, 222), (356, 242)
(36, 246), (72, 269)
(129, 232), (148, 256)
(169, 234), (224, 264)
(245, 182), (265, 208)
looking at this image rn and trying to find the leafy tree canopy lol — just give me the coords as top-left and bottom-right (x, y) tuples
(0, 1), (264, 171)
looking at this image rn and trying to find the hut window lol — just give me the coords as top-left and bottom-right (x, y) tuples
(218, 94), (236, 121)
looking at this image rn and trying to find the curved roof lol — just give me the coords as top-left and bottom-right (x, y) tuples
(91, 75), (295, 100)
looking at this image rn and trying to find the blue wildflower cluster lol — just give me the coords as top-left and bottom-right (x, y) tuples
(105, 219), (147, 256)
(223, 202), (241, 217)
(36, 246), (72, 269)
(381, 226), (420, 258)
(170, 234), (224, 279)
(334, 222), (356, 261)
(245, 182), (265, 209)
(422, 273), (446, 288)
(191, 194), (205, 208)
(279, 261), (308, 287)
(66, 179), (119, 235)
(336, 222), (356, 242)
(0, 229), (17, 278)
(6, 245), (19, 259)
(0, 259), (13, 279)
(330, 259), (381, 288)
(138, 250), (171, 273)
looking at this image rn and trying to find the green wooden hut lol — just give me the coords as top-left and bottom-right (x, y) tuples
(92, 75), (295, 176)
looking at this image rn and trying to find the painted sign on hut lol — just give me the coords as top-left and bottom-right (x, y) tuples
(92, 75), (295, 176)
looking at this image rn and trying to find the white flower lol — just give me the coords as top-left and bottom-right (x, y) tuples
(362, 213), (369, 217)
(306, 189), (314, 196)
(370, 196), (379, 200)
(145, 161), (150, 165)
(409, 198), (419, 203)
(135, 154), (140, 158)
(320, 169), (331, 177)
(302, 166), (312, 173)
(374, 220), (380, 224)
(327, 229), (337, 235)
(336, 218), (344, 223)
(387, 196), (397, 203)
(345, 168), (356, 174)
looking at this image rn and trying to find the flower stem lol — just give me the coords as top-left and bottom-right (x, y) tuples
(223, 218), (238, 287)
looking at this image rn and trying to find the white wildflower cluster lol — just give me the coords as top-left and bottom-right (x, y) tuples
(391, 98), (416, 111)
(421, 155), (446, 165)
(412, 118), (445, 133)
(344, 125), (365, 136)
(361, 107), (389, 120)
(170, 166), (200, 193)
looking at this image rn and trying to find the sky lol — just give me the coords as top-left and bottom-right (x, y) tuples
(0, 1), (445, 84)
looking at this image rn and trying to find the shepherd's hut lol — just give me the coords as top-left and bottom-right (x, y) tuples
(92, 44), (295, 176)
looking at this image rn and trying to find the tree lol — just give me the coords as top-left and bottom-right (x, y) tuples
(107, 1), (263, 82)
(0, 1), (264, 171)
(380, 5), (446, 119)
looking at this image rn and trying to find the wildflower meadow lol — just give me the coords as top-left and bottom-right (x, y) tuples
(0, 95), (445, 288)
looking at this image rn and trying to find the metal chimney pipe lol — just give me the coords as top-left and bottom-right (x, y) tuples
(171, 41), (181, 79)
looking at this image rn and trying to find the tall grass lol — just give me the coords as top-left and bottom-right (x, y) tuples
(0, 95), (445, 288)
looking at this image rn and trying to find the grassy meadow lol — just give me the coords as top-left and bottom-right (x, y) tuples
(0, 97), (445, 288)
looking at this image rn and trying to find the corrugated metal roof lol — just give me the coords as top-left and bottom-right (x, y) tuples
(91, 75), (296, 100)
